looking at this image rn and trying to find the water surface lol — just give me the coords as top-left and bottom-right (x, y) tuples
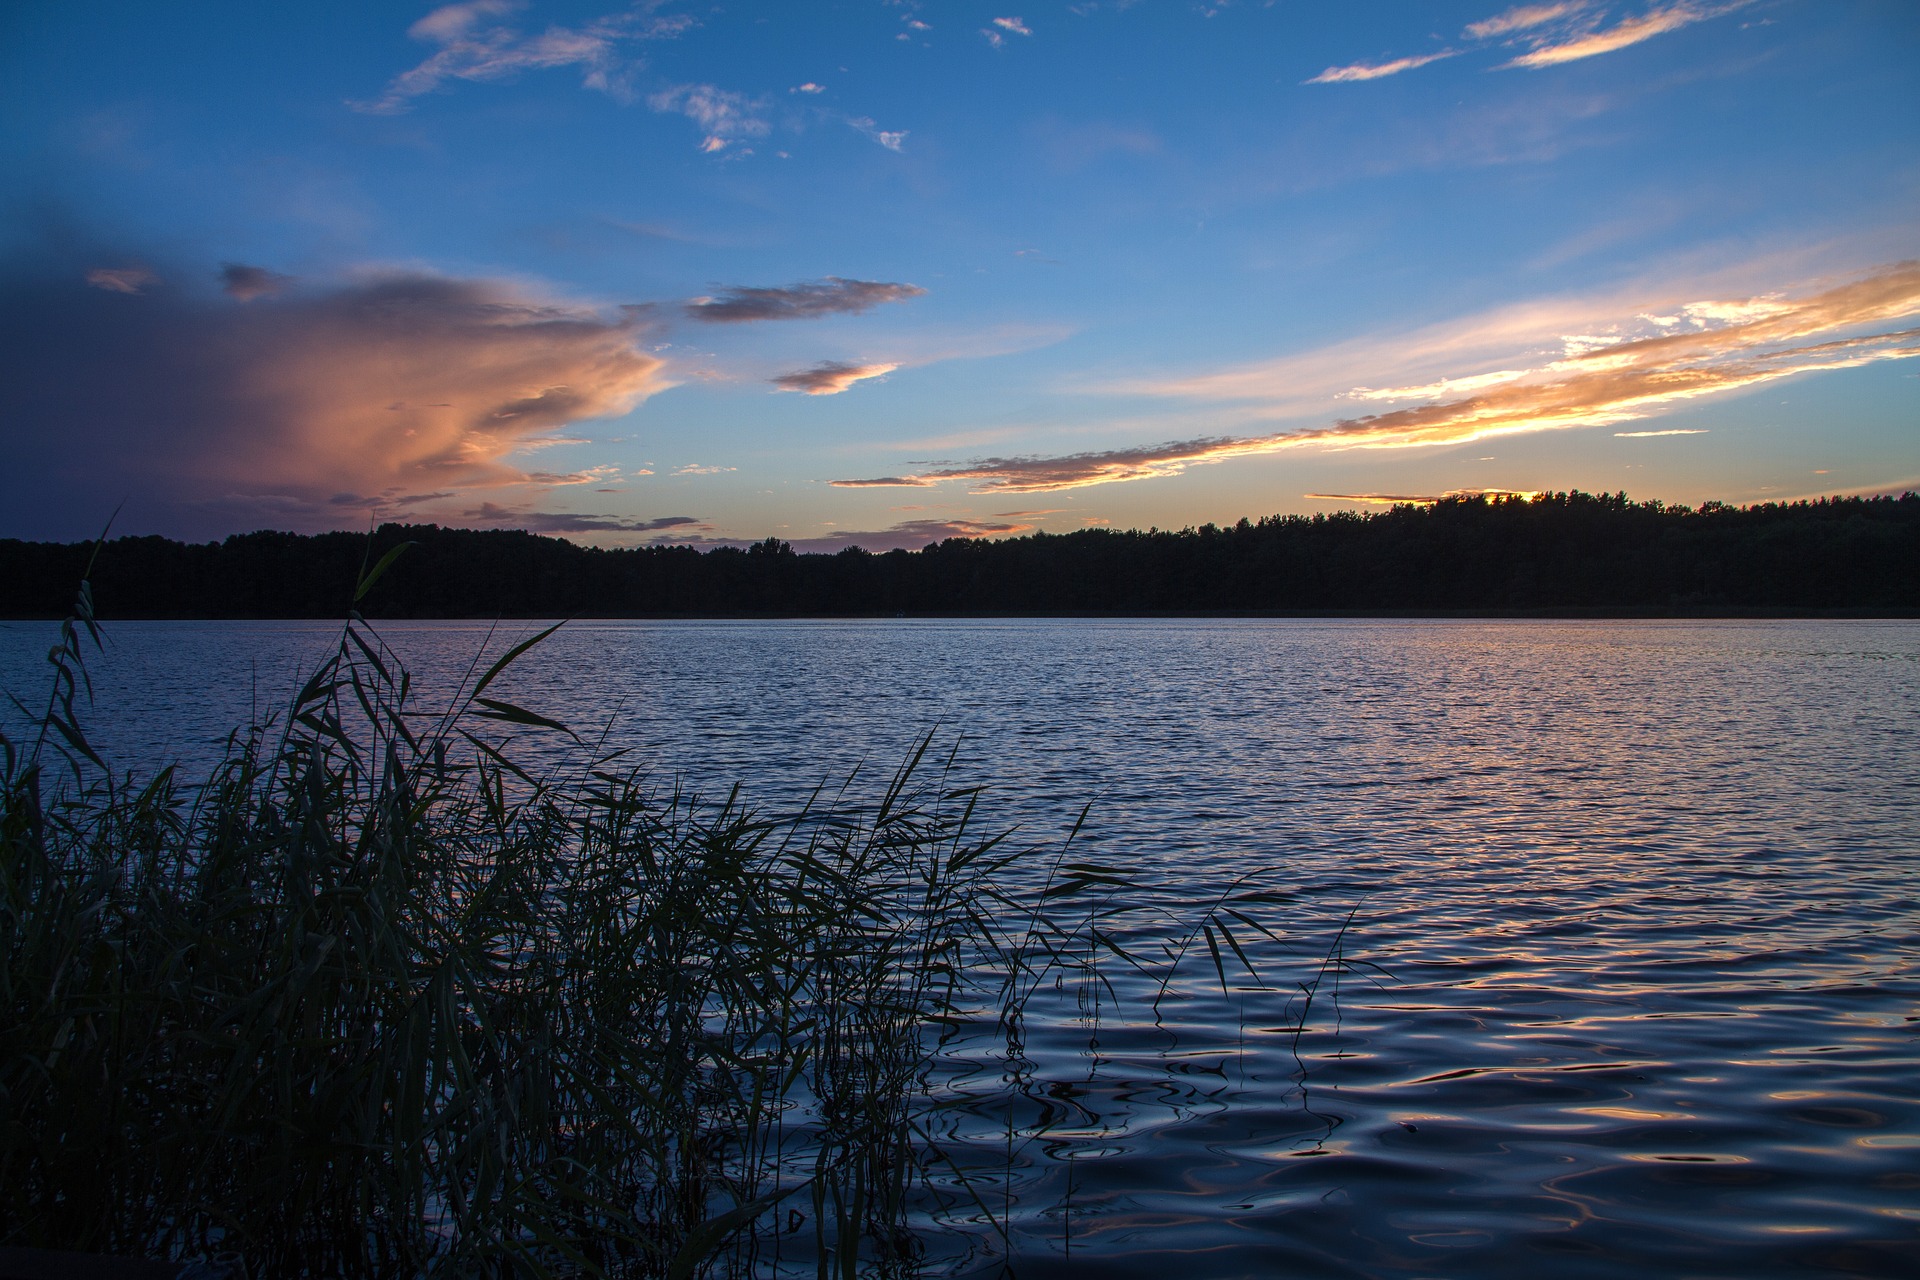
(3, 618), (1915, 1277)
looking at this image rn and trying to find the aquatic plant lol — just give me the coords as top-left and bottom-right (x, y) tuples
(0, 549), (1302, 1277)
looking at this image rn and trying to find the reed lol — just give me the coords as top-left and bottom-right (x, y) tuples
(0, 552), (1298, 1278)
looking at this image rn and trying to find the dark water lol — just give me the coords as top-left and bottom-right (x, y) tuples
(3, 618), (1916, 1277)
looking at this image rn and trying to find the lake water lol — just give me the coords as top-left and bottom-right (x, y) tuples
(2, 618), (1916, 1277)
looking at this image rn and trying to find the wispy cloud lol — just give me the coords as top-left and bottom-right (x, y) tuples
(1464, 2), (1589, 40)
(462, 504), (703, 534)
(684, 278), (926, 323)
(1613, 428), (1708, 436)
(828, 476), (937, 488)
(791, 516), (1033, 553)
(352, 1), (693, 114)
(1306, 488), (1542, 505)
(1306, 51), (1456, 84)
(845, 115), (909, 151)
(772, 361), (899, 395)
(1309, 0), (1750, 85)
(838, 263), (1920, 493)
(982, 17), (1032, 47)
(1503, 1), (1749, 68)
(84, 265), (158, 294)
(672, 463), (735, 476)
(648, 83), (771, 152)
(219, 263), (294, 301)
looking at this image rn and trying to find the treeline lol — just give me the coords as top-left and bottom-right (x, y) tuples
(2, 491), (1915, 618)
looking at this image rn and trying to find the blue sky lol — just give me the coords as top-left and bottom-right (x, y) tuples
(2, 0), (1915, 547)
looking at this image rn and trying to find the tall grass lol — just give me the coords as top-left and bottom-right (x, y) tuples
(0, 555), (1301, 1277)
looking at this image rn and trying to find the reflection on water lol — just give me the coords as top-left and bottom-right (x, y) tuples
(2, 618), (1916, 1277)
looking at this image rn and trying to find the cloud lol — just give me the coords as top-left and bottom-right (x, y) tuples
(840, 263), (1920, 494)
(648, 83), (771, 152)
(85, 265), (158, 294)
(1613, 428), (1708, 436)
(1464, 2), (1589, 40)
(523, 464), (623, 485)
(671, 464), (735, 476)
(982, 19), (1035, 48)
(845, 116), (908, 151)
(1311, 0), (1748, 86)
(1306, 51), (1456, 84)
(1502, 1), (1749, 69)
(828, 476), (937, 488)
(772, 361), (899, 395)
(218, 263), (294, 301)
(1, 249), (667, 537)
(461, 503), (702, 534)
(354, 1), (693, 113)
(1306, 489), (1542, 505)
(793, 82), (825, 94)
(789, 516), (1034, 554)
(683, 278), (926, 323)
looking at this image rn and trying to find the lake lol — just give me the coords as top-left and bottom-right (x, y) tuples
(2, 618), (1915, 1277)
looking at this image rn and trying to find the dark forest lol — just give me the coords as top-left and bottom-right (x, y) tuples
(3, 491), (1914, 618)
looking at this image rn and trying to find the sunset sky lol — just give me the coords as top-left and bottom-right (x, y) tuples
(2, 0), (1916, 549)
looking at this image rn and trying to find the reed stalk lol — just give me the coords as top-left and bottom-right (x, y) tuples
(0, 553), (1302, 1277)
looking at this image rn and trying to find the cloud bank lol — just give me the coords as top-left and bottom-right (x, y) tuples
(683, 278), (926, 323)
(834, 263), (1920, 493)
(1, 253), (666, 537)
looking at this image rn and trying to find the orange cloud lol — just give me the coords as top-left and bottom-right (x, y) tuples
(1464, 3), (1589, 41)
(1311, 0), (1749, 87)
(212, 275), (665, 501)
(839, 263), (1920, 494)
(5, 261), (666, 532)
(1502, 1), (1749, 69)
(1306, 51), (1456, 84)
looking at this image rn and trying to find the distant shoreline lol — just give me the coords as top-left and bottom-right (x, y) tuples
(6, 491), (1915, 619)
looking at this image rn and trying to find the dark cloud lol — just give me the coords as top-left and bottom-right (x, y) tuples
(461, 504), (703, 534)
(771, 360), (897, 395)
(219, 262), (295, 301)
(684, 277), (926, 324)
(787, 517), (1032, 554)
(1304, 489), (1541, 506)
(828, 476), (937, 488)
(1, 245), (665, 540)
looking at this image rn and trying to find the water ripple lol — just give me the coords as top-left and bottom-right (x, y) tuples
(3, 618), (1916, 1276)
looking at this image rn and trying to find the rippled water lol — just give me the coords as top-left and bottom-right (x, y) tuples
(3, 618), (1916, 1277)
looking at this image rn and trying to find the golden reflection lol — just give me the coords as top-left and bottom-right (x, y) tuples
(1572, 1106), (1693, 1121)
